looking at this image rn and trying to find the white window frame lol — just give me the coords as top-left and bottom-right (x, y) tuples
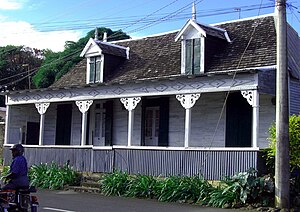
(86, 54), (104, 84)
(181, 35), (205, 75)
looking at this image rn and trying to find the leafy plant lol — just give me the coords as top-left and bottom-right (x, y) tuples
(126, 174), (158, 199)
(29, 162), (80, 190)
(209, 168), (274, 208)
(265, 114), (300, 172)
(155, 175), (212, 203)
(100, 170), (129, 196)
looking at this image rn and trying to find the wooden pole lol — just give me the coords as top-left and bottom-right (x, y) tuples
(275, 0), (290, 208)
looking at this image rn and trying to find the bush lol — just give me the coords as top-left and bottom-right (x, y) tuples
(208, 168), (274, 208)
(100, 170), (129, 196)
(265, 114), (300, 171)
(155, 175), (213, 203)
(126, 174), (158, 199)
(29, 162), (80, 190)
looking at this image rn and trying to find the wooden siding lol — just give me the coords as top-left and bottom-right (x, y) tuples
(258, 70), (276, 95)
(3, 146), (259, 180)
(7, 92), (275, 148)
(287, 25), (300, 78)
(290, 78), (300, 115)
(258, 94), (275, 148)
(44, 104), (57, 145)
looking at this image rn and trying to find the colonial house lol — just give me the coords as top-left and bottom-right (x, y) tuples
(2, 13), (300, 180)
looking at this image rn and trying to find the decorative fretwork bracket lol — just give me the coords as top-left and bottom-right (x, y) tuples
(76, 100), (93, 113)
(120, 97), (141, 111)
(35, 103), (50, 115)
(176, 93), (201, 109)
(241, 90), (258, 107)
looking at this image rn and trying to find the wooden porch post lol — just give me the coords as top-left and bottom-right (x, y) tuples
(4, 105), (10, 145)
(120, 97), (141, 146)
(241, 90), (259, 148)
(176, 93), (201, 147)
(35, 103), (50, 146)
(76, 100), (93, 146)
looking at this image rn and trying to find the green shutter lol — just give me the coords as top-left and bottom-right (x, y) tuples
(185, 40), (192, 75)
(95, 57), (101, 82)
(158, 97), (169, 146)
(104, 100), (113, 146)
(89, 57), (95, 82)
(193, 38), (201, 74)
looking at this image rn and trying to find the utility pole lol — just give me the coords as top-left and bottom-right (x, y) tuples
(275, 0), (290, 209)
(22, 64), (30, 89)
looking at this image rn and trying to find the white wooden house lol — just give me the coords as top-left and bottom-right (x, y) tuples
(2, 14), (300, 179)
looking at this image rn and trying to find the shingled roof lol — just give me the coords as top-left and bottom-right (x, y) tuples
(52, 15), (276, 88)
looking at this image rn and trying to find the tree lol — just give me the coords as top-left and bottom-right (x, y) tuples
(32, 27), (130, 88)
(265, 114), (300, 172)
(0, 45), (43, 91)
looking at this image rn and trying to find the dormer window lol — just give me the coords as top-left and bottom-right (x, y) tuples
(80, 37), (129, 85)
(185, 38), (201, 74)
(89, 56), (102, 83)
(175, 19), (230, 76)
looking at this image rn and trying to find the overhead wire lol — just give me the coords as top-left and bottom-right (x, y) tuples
(1, 1), (278, 89)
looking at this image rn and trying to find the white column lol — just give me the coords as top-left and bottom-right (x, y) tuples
(176, 93), (201, 147)
(76, 100), (93, 146)
(241, 90), (259, 148)
(120, 97), (141, 146)
(4, 105), (10, 145)
(35, 103), (50, 146)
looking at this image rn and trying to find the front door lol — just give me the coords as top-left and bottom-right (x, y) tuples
(145, 107), (159, 146)
(93, 103), (106, 146)
(226, 92), (252, 147)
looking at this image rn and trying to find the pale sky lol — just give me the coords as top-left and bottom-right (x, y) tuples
(0, 0), (299, 52)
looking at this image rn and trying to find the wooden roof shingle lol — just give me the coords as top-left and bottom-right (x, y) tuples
(52, 15), (277, 88)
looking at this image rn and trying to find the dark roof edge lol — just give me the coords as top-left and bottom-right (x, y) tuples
(3, 66), (277, 96)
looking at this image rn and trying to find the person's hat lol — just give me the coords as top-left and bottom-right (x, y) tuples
(10, 144), (24, 155)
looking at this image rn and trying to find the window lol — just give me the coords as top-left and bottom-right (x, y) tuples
(185, 38), (201, 74)
(89, 56), (101, 83)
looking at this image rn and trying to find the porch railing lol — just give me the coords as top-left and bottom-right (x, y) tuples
(3, 146), (259, 180)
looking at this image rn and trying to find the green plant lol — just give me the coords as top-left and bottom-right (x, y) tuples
(29, 162), (80, 190)
(155, 175), (212, 203)
(1, 166), (10, 177)
(100, 170), (129, 196)
(209, 168), (274, 208)
(265, 114), (300, 171)
(126, 174), (158, 199)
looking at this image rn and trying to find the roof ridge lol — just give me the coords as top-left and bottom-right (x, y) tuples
(211, 13), (274, 26)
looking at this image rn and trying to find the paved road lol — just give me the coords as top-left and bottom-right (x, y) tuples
(35, 189), (250, 212)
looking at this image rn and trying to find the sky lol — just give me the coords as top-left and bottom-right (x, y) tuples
(0, 0), (299, 52)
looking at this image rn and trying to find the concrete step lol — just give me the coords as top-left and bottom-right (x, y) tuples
(66, 186), (101, 193)
(81, 181), (100, 188)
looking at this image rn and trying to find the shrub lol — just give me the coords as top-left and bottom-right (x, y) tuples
(155, 175), (213, 203)
(265, 114), (300, 171)
(29, 162), (80, 190)
(100, 170), (129, 196)
(126, 174), (158, 199)
(208, 168), (274, 208)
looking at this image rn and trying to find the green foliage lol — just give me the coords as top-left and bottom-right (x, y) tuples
(208, 168), (274, 208)
(1, 166), (10, 177)
(29, 162), (80, 190)
(97, 169), (275, 209)
(155, 175), (212, 203)
(0, 45), (43, 90)
(100, 170), (129, 196)
(126, 174), (158, 199)
(265, 114), (300, 171)
(32, 27), (130, 88)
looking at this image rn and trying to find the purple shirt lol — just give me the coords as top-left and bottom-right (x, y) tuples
(9, 155), (29, 188)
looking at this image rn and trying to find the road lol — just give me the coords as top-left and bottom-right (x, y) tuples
(35, 189), (249, 212)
